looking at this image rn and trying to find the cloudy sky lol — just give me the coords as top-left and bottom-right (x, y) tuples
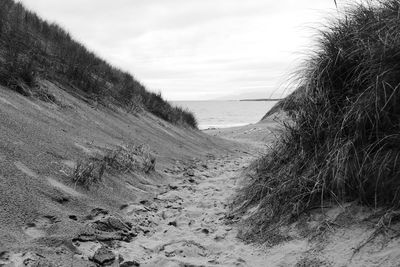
(18, 0), (338, 100)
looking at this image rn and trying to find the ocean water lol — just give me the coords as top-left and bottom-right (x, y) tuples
(173, 100), (278, 130)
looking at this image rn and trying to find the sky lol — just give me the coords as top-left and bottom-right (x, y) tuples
(18, 0), (339, 100)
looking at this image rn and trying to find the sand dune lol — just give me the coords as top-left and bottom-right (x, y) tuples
(1, 82), (400, 266)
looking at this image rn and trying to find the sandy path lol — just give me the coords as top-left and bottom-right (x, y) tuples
(108, 154), (269, 267)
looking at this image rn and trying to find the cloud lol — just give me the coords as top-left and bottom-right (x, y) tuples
(18, 0), (337, 100)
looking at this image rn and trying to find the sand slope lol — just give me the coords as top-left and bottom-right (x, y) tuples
(2, 83), (400, 266)
(0, 80), (241, 264)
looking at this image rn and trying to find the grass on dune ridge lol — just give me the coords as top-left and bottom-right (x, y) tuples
(0, 0), (197, 128)
(235, 0), (400, 241)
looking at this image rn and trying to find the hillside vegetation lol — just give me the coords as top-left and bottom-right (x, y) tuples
(0, 0), (197, 128)
(236, 0), (400, 241)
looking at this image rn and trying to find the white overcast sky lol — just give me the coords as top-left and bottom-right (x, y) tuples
(18, 0), (340, 100)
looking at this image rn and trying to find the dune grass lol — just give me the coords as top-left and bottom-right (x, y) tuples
(0, 0), (197, 128)
(235, 0), (400, 241)
(104, 143), (155, 174)
(72, 144), (155, 189)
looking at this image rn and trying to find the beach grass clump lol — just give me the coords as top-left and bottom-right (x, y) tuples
(235, 0), (400, 241)
(104, 143), (155, 174)
(72, 143), (155, 189)
(72, 159), (106, 189)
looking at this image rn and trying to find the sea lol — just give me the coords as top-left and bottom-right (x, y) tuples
(173, 100), (278, 130)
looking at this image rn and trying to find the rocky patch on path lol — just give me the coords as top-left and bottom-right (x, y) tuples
(73, 209), (137, 243)
(3, 155), (266, 266)
(91, 246), (116, 265)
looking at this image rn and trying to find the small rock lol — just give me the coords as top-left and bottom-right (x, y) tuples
(139, 200), (150, 205)
(168, 221), (177, 227)
(0, 251), (9, 261)
(93, 215), (131, 233)
(120, 204), (129, 210)
(185, 169), (195, 176)
(87, 208), (109, 220)
(119, 255), (125, 263)
(214, 235), (225, 241)
(92, 246), (116, 265)
(120, 260), (140, 267)
(168, 184), (178, 190)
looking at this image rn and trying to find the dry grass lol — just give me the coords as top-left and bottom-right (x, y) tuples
(104, 143), (155, 174)
(72, 158), (106, 189)
(235, 0), (400, 242)
(72, 143), (155, 189)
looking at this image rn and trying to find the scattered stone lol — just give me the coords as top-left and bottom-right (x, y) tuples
(85, 208), (109, 220)
(69, 215), (78, 221)
(201, 228), (210, 234)
(0, 251), (9, 261)
(92, 246), (116, 265)
(119, 255), (125, 263)
(120, 204), (129, 210)
(137, 226), (150, 234)
(214, 235), (225, 241)
(188, 177), (195, 183)
(168, 184), (178, 190)
(139, 200), (149, 205)
(120, 260), (140, 267)
(93, 216), (132, 233)
(168, 221), (177, 227)
(185, 169), (195, 176)
(165, 202), (182, 209)
(73, 215), (137, 243)
(19, 252), (54, 267)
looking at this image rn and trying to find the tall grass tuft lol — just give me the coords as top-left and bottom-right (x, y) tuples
(72, 143), (155, 189)
(235, 0), (400, 241)
(104, 143), (155, 174)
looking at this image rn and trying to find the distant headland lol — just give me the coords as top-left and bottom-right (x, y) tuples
(239, 98), (282, 102)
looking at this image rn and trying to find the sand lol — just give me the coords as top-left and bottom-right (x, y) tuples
(1, 82), (400, 266)
(68, 154), (271, 266)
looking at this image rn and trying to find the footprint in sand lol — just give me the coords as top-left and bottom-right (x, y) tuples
(23, 215), (59, 238)
(162, 240), (208, 259)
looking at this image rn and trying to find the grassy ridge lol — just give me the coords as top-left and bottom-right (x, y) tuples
(236, 0), (400, 241)
(0, 0), (197, 128)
